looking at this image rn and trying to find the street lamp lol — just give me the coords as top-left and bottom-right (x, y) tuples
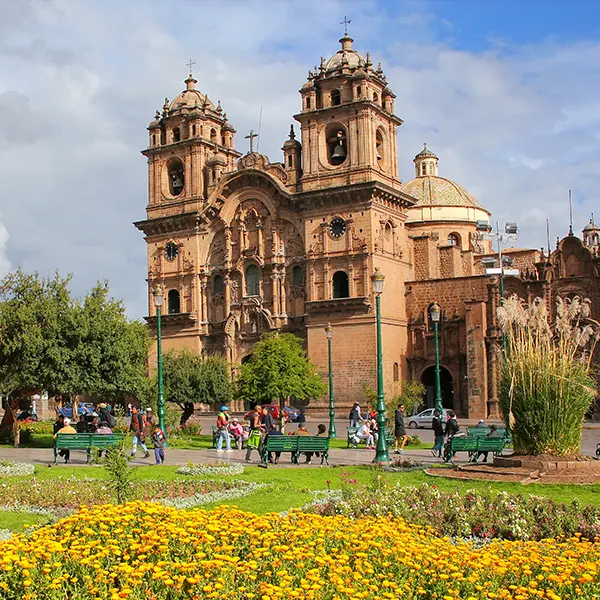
(325, 323), (336, 438)
(371, 268), (390, 463)
(429, 303), (443, 415)
(153, 287), (167, 446)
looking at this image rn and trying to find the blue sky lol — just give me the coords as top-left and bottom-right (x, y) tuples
(0, 0), (598, 318)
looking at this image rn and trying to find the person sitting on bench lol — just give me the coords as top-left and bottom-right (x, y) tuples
(476, 424), (503, 463)
(53, 417), (77, 463)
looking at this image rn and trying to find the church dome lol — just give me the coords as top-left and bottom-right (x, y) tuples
(401, 176), (484, 209)
(169, 75), (215, 112)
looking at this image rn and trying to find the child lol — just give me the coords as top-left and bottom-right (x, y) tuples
(152, 424), (166, 465)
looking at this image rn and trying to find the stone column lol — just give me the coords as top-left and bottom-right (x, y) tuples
(224, 275), (231, 317)
(257, 222), (264, 257)
(348, 263), (355, 297)
(279, 269), (287, 318)
(324, 260), (330, 299)
(271, 273), (280, 317)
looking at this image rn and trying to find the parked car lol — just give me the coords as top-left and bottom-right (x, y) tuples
(407, 408), (449, 429)
(243, 404), (301, 423)
(58, 402), (95, 418)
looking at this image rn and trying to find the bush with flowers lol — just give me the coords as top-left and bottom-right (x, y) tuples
(0, 461), (35, 477)
(177, 462), (245, 476)
(1, 501), (600, 599)
(306, 480), (600, 541)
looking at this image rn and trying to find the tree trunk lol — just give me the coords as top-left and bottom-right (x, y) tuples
(0, 397), (21, 447)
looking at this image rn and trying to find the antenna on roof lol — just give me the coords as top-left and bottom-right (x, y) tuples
(546, 218), (551, 259)
(256, 106), (263, 153)
(568, 189), (573, 236)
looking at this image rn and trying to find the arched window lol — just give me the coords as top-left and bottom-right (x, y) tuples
(376, 129), (384, 164)
(331, 89), (341, 106)
(245, 264), (260, 296)
(210, 128), (217, 143)
(288, 155), (293, 168)
(447, 233), (460, 247)
(167, 159), (185, 196)
(191, 124), (196, 136)
(393, 362), (399, 382)
(373, 92), (379, 104)
(326, 124), (347, 166)
(152, 133), (157, 146)
(213, 274), (224, 294)
(292, 265), (303, 286)
(173, 127), (181, 142)
(167, 289), (180, 314)
(332, 271), (349, 299)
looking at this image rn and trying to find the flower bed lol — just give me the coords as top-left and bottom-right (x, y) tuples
(0, 461), (35, 477)
(306, 482), (600, 541)
(0, 476), (247, 510)
(1, 502), (599, 599)
(177, 462), (245, 476)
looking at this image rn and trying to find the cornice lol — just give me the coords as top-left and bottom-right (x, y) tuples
(133, 211), (203, 236)
(305, 297), (371, 314)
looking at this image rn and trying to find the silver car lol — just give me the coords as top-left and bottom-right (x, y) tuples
(407, 408), (449, 429)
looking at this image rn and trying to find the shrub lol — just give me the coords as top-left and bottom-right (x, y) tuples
(498, 295), (599, 456)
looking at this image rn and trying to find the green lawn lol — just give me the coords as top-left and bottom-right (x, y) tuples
(0, 511), (50, 533)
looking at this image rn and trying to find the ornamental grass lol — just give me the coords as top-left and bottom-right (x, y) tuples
(2, 501), (600, 599)
(498, 295), (599, 456)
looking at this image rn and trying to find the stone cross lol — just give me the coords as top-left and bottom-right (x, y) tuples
(245, 130), (258, 153)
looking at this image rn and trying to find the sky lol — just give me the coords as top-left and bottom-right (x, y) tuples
(1, 0), (599, 319)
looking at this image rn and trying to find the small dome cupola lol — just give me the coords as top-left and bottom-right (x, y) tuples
(414, 143), (439, 177)
(582, 214), (600, 252)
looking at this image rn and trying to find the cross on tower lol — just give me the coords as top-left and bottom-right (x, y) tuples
(245, 129), (258, 154)
(186, 58), (196, 75)
(340, 15), (351, 35)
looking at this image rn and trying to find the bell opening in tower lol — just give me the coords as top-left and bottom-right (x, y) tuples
(168, 159), (185, 196)
(327, 124), (347, 166)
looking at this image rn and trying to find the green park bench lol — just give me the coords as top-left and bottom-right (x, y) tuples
(260, 435), (329, 466)
(346, 426), (394, 449)
(443, 435), (506, 464)
(54, 433), (125, 464)
(467, 427), (512, 445)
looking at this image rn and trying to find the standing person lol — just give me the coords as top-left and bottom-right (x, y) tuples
(53, 417), (77, 463)
(245, 405), (265, 463)
(152, 424), (166, 465)
(98, 403), (116, 429)
(349, 402), (362, 427)
(265, 422), (283, 464)
(216, 406), (232, 453)
(394, 404), (408, 455)
(444, 410), (460, 438)
(130, 406), (150, 459)
(431, 410), (445, 457)
(144, 408), (154, 439)
(262, 406), (274, 433)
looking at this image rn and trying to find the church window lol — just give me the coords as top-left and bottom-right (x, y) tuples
(167, 159), (185, 196)
(213, 274), (224, 294)
(173, 128), (181, 142)
(421, 163), (428, 176)
(331, 89), (341, 106)
(393, 362), (399, 382)
(245, 264), (260, 296)
(326, 124), (347, 166)
(288, 155), (293, 168)
(152, 134), (157, 146)
(376, 129), (385, 165)
(292, 265), (303, 286)
(210, 128), (217, 143)
(306, 96), (311, 110)
(373, 92), (379, 104)
(447, 233), (460, 247)
(191, 124), (196, 136)
(167, 289), (180, 314)
(332, 271), (349, 299)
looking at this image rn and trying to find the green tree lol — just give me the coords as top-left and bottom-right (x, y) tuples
(161, 349), (232, 425)
(236, 333), (327, 413)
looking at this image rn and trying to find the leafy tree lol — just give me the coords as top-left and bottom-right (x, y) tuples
(161, 349), (232, 425)
(236, 333), (327, 413)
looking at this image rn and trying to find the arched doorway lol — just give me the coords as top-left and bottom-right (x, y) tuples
(421, 366), (454, 410)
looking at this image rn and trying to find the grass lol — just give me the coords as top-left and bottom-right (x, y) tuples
(0, 511), (50, 533)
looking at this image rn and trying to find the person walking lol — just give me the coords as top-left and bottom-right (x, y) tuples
(216, 406), (233, 452)
(152, 424), (166, 465)
(349, 402), (362, 427)
(394, 404), (408, 455)
(130, 406), (150, 458)
(431, 409), (445, 457)
(245, 405), (265, 463)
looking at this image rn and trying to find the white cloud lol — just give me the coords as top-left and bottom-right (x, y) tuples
(0, 0), (597, 319)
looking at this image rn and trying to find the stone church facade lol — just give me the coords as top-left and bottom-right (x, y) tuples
(134, 35), (600, 416)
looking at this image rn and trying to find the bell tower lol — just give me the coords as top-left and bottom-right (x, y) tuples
(294, 34), (402, 192)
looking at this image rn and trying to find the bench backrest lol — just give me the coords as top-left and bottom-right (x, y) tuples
(55, 433), (125, 448)
(264, 436), (298, 452)
(467, 427), (507, 437)
(450, 436), (479, 451)
(476, 437), (505, 452)
(297, 436), (329, 452)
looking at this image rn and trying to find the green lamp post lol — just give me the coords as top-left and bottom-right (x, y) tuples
(153, 287), (167, 446)
(371, 268), (390, 463)
(430, 302), (443, 415)
(325, 323), (336, 438)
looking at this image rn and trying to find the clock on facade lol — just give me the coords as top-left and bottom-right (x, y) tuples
(329, 217), (347, 239)
(165, 242), (179, 261)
